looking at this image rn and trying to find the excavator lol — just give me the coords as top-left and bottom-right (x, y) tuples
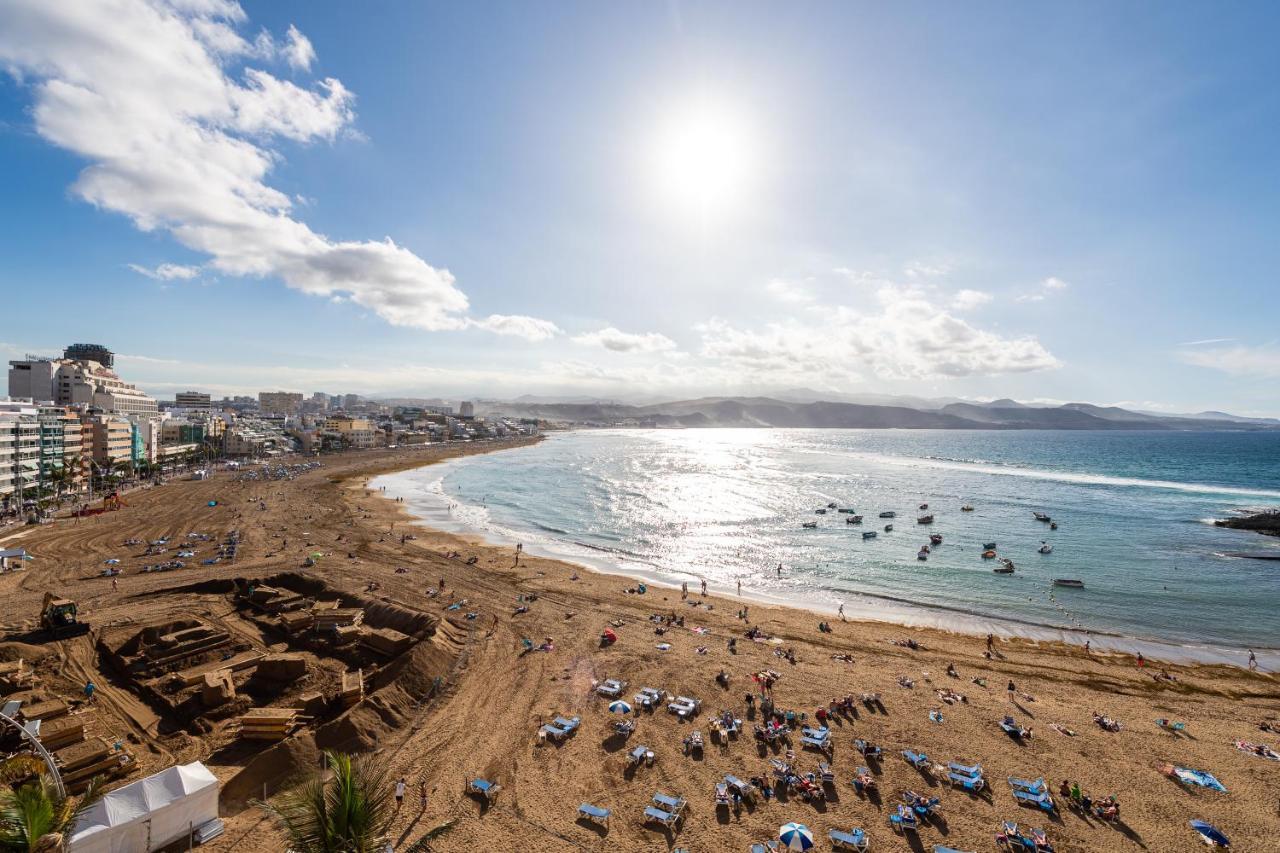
(40, 592), (89, 638)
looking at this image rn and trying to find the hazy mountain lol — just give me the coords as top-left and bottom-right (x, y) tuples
(487, 395), (1278, 431)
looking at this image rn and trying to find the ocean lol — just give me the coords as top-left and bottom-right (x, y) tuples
(374, 429), (1280, 665)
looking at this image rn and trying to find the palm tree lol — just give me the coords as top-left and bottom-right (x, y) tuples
(256, 751), (394, 853)
(0, 765), (102, 853)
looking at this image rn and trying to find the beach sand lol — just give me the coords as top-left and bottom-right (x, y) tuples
(1, 438), (1276, 852)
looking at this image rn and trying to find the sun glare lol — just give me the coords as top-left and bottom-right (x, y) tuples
(649, 100), (754, 221)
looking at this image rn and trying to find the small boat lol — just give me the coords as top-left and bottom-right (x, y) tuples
(981, 549), (997, 559)
(920, 545), (931, 554)
(802, 522), (818, 529)
(1000, 558), (1016, 571)
(1033, 512), (1052, 522)
(917, 549), (929, 561)
(1053, 578), (1084, 588)
(863, 531), (878, 539)
(917, 515), (934, 524)
(961, 504), (975, 512)
(879, 511), (896, 518)
(845, 515), (863, 524)
(993, 564), (1015, 574)
(837, 508), (855, 514)
(919, 503), (929, 510)
(816, 508), (827, 515)
(929, 534), (943, 545)
(884, 524), (894, 532)
(1050, 522), (1058, 530)
(1038, 542), (1053, 554)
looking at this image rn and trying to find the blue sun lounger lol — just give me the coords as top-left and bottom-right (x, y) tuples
(540, 723), (570, 740)
(801, 725), (829, 739)
(1011, 787), (1055, 812)
(466, 778), (500, 802)
(652, 792), (687, 814)
(949, 760), (982, 777)
(724, 775), (755, 802)
(902, 749), (929, 768)
(1007, 776), (1046, 794)
(577, 803), (609, 828)
(830, 828), (869, 850)
(554, 716), (580, 732)
(800, 735), (831, 752)
(949, 772), (985, 792)
(749, 842), (781, 853)
(643, 805), (679, 828)
(629, 745), (652, 766)
(889, 804), (920, 832)
(934, 846), (979, 853)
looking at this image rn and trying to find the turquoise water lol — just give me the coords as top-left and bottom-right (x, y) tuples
(376, 429), (1280, 661)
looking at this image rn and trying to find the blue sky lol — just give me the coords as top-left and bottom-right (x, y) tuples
(1, 1), (1278, 414)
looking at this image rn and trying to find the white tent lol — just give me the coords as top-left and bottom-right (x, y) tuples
(68, 762), (219, 853)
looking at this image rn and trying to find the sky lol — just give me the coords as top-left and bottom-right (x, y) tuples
(1, 1), (1278, 415)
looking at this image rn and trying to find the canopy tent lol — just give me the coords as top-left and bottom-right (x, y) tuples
(68, 762), (219, 853)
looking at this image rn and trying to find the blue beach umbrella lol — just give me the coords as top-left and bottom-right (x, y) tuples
(1190, 820), (1230, 848)
(778, 822), (814, 851)
(608, 700), (632, 715)
(104, 559), (120, 565)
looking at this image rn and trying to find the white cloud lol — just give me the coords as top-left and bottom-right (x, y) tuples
(1016, 276), (1070, 303)
(950, 289), (993, 312)
(764, 277), (815, 305)
(128, 262), (201, 280)
(903, 261), (951, 279)
(0, 0), (554, 338)
(1181, 345), (1280, 378)
(697, 283), (1059, 381)
(573, 327), (678, 353)
(469, 314), (561, 342)
(1178, 337), (1236, 347)
(282, 24), (315, 71)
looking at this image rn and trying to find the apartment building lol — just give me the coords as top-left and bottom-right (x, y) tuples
(8, 352), (157, 416)
(322, 415), (378, 449)
(87, 415), (134, 469)
(0, 399), (41, 505)
(174, 391), (211, 410)
(258, 391), (303, 415)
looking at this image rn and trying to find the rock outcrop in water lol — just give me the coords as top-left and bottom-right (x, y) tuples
(1215, 511), (1280, 537)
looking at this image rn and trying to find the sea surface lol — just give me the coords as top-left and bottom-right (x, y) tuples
(374, 429), (1280, 665)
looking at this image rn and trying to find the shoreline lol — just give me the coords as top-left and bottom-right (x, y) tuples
(372, 440), (1278, 670)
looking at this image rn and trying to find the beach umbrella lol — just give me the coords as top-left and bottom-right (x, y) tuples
(104, 559), (120, 565)
(778, 822), (814, 851)
(608, 700), (632, 715)
(1190, 820), (1230, 848)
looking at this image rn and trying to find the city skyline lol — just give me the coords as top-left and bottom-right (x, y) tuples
(3, 2), (1280, 415)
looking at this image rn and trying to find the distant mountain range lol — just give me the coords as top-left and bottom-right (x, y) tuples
(473, 395), (1280, 431)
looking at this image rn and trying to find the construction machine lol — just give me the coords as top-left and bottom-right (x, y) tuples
(41, 593), (89, 638)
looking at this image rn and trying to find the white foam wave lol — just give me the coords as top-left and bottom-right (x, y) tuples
(859, 452), (1280, 499)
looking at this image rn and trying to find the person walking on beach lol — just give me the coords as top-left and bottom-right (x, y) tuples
(838, 602), (845, 620)
(1249, 649), (1258, 670)
(395, 777), (406, 811)
(1007, 680), (1016, 703)
(111, 576), (118, 592)
(986, 633), (994, 653)
(737, 579), (742, 596)
(514, 542), (523, 567)
(1084, 640), (1091, 654)
(1136, 652), (1145, 668)
(701, 579), (707, 596)
(777, 563), (783, 578)
(682, 581), (688, 599)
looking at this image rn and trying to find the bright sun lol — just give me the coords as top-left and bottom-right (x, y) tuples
(650, 100), (754, 221)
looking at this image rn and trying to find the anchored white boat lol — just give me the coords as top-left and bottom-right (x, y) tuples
(1038, 542), (1053, 554)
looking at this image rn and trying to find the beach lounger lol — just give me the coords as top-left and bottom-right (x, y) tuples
(830, 828), (869, 850)
(902, 749), (929, 768)
(749, 843), (781, 853)
(554, 716), (580, 732)
(725, 775), (755, 802)
(1011, 787), (1055, 812)
(802, 725), (829, 739)
(1007, 776), (1047, 794)
(949, 760), (982, 777)
(934, 847), (979, 853)
(889, 804), (919, 833)
(466, 778), (500, 802)
(818, 761), (835, 783)
(577, 803), (609, 828)
(653, 792), (686, 813)
(643, 805), (679, 828)
(540, 723), (570, 741)
(948, 773), (984, 792)
(854, 739), (882, 758)
(635, 687), (663, 709)
(800, 735), (831, 752)
(615, 719), (636, 737)
(715, 782), (730, 807)
(597, 678), (627, 698)
(629, 745), (653, 766)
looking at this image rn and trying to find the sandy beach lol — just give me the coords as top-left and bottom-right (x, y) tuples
(2, 438), (1277, 852)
